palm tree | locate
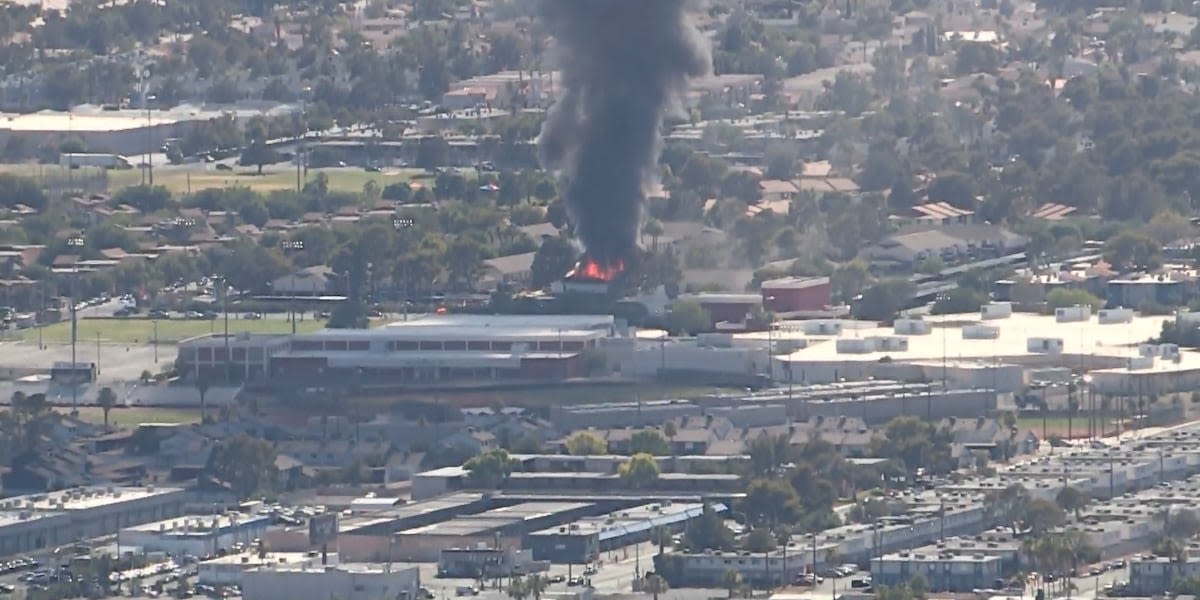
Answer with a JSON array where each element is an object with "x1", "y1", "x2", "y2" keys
[
  {"x1": 642, "y1": 219, "x2": 664, "y2": 250},
  {"x1": 195, "y1": 377, "x2": 211, "y2": 422},
  {"x1": 722, "y1": 569, "x2": 743, "y2": 599},
  {"x1": 507, "y1": 576, "x2": 528, "y2": 600},
  {"x1": 525, "y1": 574, "x2": 546, "y2": 600},
  {"x1": 97, "y1": 387, "x2": 117, "y2": 427},
  {"x1": 643, "y1": 574, "x2": 669, "y2": 600}
]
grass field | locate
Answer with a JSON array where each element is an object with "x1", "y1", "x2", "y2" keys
[
  {"x1": 60, "y1": 405, "x2": 202, "y2": 426},
  {"x1": 19, "y1": 317, "x2": 330, "y2": 345},
  {"x1": 0, "y1": 163, "x2": 430, "y2": 196},
  {"x1": 1019, "y1": 416, "x2": 1119, "y2": 439}
]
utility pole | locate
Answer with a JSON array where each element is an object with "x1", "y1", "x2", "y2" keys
[{"x1": 222, "y1": 277, "x2": 231, "y2": 384}]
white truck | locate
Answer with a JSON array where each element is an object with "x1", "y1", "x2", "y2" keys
[{"x1": 59, "y1": 153, "x2": 133, "y2": 170}]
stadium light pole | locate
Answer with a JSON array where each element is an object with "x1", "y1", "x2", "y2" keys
[
  {"x1": 145, "y1": 93, "x2": 157, "y2": 187},
  {"x1": 66, "y1": 234, "x2": 85, "y2": 414},
  {"x1": 281, "y1": 240, "x2": 305, "y2": 334}
]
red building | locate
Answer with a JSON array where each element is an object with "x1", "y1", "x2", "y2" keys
[
  {"x1": 676, "y1": 293, "x2": 762, "y2": 327},
  {"x1": 761, "y1": 276, "x2": 833, "y2": 313}
]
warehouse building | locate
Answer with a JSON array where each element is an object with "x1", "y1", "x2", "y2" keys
[
  {"x1": 0, "y1": 486, "x2": 188, "y2": 548},
  {"x1": 391, "y1": 502, "x2": 596, "y2": 562},
  {"x1": 119, "y1": 513, "x2": 272, "y2": 557},
  {"x1": 241, "y1": 563, "x2": 420, "y2": 600},
  {"x1": 175, "y1": 314, "x2": 617, "y2": 385},
  {"x1": 527, "y1": 502, "x2": 720, "y2": 564}
]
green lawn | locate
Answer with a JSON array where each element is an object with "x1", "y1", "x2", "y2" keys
[
  {"x1": 64, "y1": 405, "x2": 202, "y2": 426},
  {"x1": 21, "y1": 317, "x2": 329, "y2": 345},
  {"x1": 0, "y1": 163, "x2": 429, "y2": 196}
]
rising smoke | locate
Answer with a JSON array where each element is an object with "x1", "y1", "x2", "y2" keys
[{"x1": 537, "y1": 0, "x2": 711, "y2": 268}]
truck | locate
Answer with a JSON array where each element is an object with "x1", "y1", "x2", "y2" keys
[{"x1": 59, "y1": 153, "x2": 133, "y2": 170}]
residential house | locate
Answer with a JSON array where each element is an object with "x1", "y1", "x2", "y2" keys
[
  {"x1": 861, "y1": 224, "x2": 1028, "y2": 268},
  {"x1": 480, "y1": 252, "x2": 536, "y2": 290},
  {"x1": 271, "y1": 266, "x2": 335, "y2": 296}
]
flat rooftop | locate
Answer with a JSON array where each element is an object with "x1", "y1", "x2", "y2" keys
[
  {"x1": 771, "y1": 312, "x2": 1176, "y2": 367},
  {"x1": 398, "y1": 502, "x2": 591, "y2": 537},
  {"x1": 124, "y1": 512, "x2": 270, "y2": 535},
  {"x1": 529, "y1": 502, "x2": 711, "y2": 539},
  {"x1": 0, "y1": 511, "x2": 66, "y2": 528},
  {"x1": 381, "y1": 314, "x2": 615, "y2": 331},
  {"x1": 203, "y1": 551, "x2": 330, "y2": 567},
  {"x1": 10, "y1": 486, "x2": 182, "y2": 512}
]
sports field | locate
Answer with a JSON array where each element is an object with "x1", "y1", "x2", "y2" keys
[{"x1": 64, "y1": 405, "x2": 203, "y2": 426}]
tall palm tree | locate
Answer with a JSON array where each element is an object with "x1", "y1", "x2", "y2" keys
[
  {"x1": 506, "y1": 576, "x2": 528, "y2": 600},
  {"x1": 722, "y1": 569, "x2": 743, "y2": 599},
  {"x1": 526, "y1": 574, "x2": 546, "y2": 600},
  {"x1": 195, "y1": 377, "x2": 211, "y2": 422}
]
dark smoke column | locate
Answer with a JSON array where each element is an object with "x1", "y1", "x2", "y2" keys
[{"x1": 537, "y1": 0, "x2": 711, "y2": 268}]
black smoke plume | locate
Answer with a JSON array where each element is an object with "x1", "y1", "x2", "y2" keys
[{"x1": 537, "y1": 0, "x2": 711, "y2": 268}]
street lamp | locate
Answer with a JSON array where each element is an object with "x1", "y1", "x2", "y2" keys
[{"x1": 394, "y1": 218, "x2": 414, "y2": 320}]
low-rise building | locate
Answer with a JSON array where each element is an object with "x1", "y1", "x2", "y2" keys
[
  {"x1": 0, "y1": 485, "x2": 188, "y2": 551},
  {"x1": 872, "y1": 550, "x2": 1003, "y2": 592},
  {"x1": 527, "y1": 502, "x2": 721, "y2": 564},
  {"x1": 241, "y1": 564, "x2": 420, "y2": 600},
  {"x1": 119, "y1": 512, "x2": 272, "y2": 557},
  {"x1": 199, "y1": 552, "x2": 335, "y2": 587}
]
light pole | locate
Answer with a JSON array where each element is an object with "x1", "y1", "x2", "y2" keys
[
  {"x1": 218, "y1": 277, "x2": 230, "y2": 384},
  {"x1": 152, "y1": 318, "x2": 159, "y2": 363},
  {"x1": 765, "y1": 296, "x2": 775, "y2": 383},
  {"x1": 281, "y1": 240, "x2": 305, "y2": 334},
  {"x1": 66, "y1": 234, "x2": 85, "y2": 414},
  {"x1": 936, "y1": 293, "x2": 948, "y2": 387},
  {"x1": 144, "y1": 92, "x2": 156, "y2": 187}
]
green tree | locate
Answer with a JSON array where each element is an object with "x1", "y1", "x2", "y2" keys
[
  {"x1": 931, "y1": 287, "x2": 988, "y2": 315},
  {"x1": 853, "y1": 279, "x2": 916, "y2": 321},
  {"x1": 530, "y1": 235, "x2": 576, "y2": 289},
  {"x1": 742, "y1": 478, "x2": 802, "y2": 526},
  {"x1": 1103, "y1": 230, "x2": 1164, "y2": 271},
  {"x1": 205, "y1": 435, "x2": 277, "y2": 498},
  {"x1": 564, "y1": 431, "x2": 607, "y2": 455},
  {"x1": 831, "y1": 259, "x2": 871, "y2": 303},
  {"x1": 239, "y1": 140, "x2": 281, "y2": 174},
  {"x1": 1055, "y1": 486, "x2": 1090, "y2": 519},
  {"x1": 97, "y1": 386, "x2": 117, "y2": 427},
  {"x1": 629, "y1": 429, "x2": 670, "y2": 455},
  {"x1": 764, "y1": 143, "x2": 800, "y2": 180},
  {"x1": 1045, "y1": 288, "x2": 1105, "y2": 312},
  {"x1": 618, "y1": 453, "x2": 660, "y2": 489},
  {"x1": 665, "y1": 300, "x2": 710, "y2": 335},
  {"x1": 1023, "y1": 498, "x2": 1067, "y2": 535},
  {"x1": 464, "y1": 448, "x2": 520, "y2": 489},
  {"x1": 662, "y1": 420, "x2": 678, "y2": 451}
]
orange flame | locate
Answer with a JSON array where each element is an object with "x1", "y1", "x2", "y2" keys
[{"x1": 573, "y1": 257, "x2": 625, "y2": 283}]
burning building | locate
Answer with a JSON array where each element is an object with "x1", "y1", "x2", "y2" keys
[
  {"x1": 553, "y1": 256, "x2": 625, "y2": 296},
  {"x1": 537, "y1": 0, "x2": 710, "y2": 277}
]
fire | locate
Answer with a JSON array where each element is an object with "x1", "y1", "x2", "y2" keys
[{"x1": 572, "y1": 257, "x2": 625, "y2": 282}]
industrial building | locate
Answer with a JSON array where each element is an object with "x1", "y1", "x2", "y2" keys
[
  {"x1": 0, "y1": 103, "x2": 298, "y2": 156},
  {"x1": 240, "y1": 564, "x2": 420, "y2": 600},
  {"x1": 119, "y1": 513, "x2": 272, "y2": 557},
  {"x1": 0, "y1": 486, "x2": 188, "y2": 555},
  {"x1": 175, "y1": 314, "x2": 618, "y2": 385},
  {"x1": 391, "y1": 502, "x2": 596, "y2": 561},
  {"x1": 199, "y1": 552, "x2": 335, "y2": 587},
  {"x1": 527, "y1": 502, "x2": 719, "y2": 564},
  {"x1": 760, "y1": 276, "x2": 833, "y2": 314}
]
